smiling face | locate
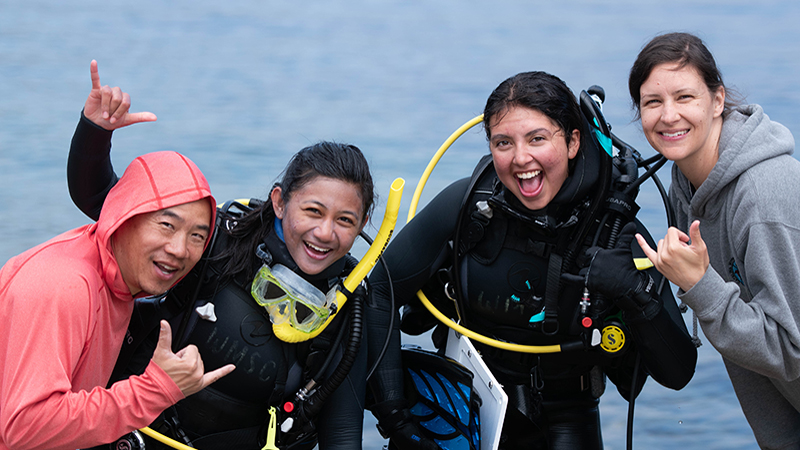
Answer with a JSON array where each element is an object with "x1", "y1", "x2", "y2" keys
[
  {"x1": 112, "y1": 199, "x2": 212, "y2": 297},
  {"x1": 639, "y1": 62, "x2": 725, "y2": 185},
  {"x1": 271, "y1": 176, "x2": 366, "y2": 275},
  {"x1": 488, "y1": 106, "x2": 580, "y2": 211}
]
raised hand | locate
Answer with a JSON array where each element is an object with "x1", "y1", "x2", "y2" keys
[
  {"x1": 83, "y1": 60, "x2": 157, "y2": 130},
  {"x1": 151, "y1": 320, "x2": 235, "y2": 397},
  {"x1": 636, "y1": 220, "x2": 710, "y2": 292}
]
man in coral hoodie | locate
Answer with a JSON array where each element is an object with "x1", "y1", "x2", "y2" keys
[{"x1": 0, "y1": 62, "x2": 235, "y2": 450}]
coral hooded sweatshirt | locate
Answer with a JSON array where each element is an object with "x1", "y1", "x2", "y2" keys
[{"x1": 0, "y1": 150, "x2": 216, "y2": 450}]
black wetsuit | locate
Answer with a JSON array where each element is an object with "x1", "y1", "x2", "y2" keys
[
  {"x1": 68, "y1": 115, "x2": 368, "y2": 450},
  {"x1": 367, "y1": 155, "x2": 697, "y2": 449}
]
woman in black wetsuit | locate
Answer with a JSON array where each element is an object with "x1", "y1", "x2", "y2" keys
[
  {"x1": 69, "y1": 62, "x2": 374, "y2": 449},
  {"x1": 366, "y1": 72, "x2": 698, "y2": 449}
]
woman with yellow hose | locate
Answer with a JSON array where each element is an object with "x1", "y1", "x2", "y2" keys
[
  {"x1": 66, "y1": 68, "x2": 387, "y2": 449},
  {"x1": 366, "y1": 71, "x2": 698, "y2": 449}
]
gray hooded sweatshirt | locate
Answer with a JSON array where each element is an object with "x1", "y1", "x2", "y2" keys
[{"x1": 672, "y1": 104, "x2": 800, "y2": 449}]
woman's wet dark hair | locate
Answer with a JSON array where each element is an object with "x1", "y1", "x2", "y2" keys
[
  {"x1": 483, "y1": 71, "x2": 585, "y2": 152},
  {"x1": 628, "y1": 32, "x2": 740, "y2": 119},
  {"x1": 278, "y1": 142, "x2": 375, "y2": 221},
  {"x1": 217, "y1": 141, "x2": 375, "y2": 278}
]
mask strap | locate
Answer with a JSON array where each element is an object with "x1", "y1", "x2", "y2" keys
[{"x1": 255, "y1": 243, "x2": 273, "y2": 266}]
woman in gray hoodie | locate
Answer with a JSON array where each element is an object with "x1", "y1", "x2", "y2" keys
[{"x1": 629, "y1": 32, "x2": 800, "y2": 449}]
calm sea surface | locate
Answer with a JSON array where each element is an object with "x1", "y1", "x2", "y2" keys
[{"x1": 3, "y1": 1, "x2": 799, "y2": 448}]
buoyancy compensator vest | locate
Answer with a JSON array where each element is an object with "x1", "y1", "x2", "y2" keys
[{"x1": 404, "y1": 90, "x2": 649, "y2": 379}]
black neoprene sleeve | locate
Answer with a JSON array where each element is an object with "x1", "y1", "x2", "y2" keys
[
  {"x1": 67, "y1": 112, "x2": 119, "y2": 221},
  {"x1": 622, "y1": 226, "x2": 697, "y2": 391},
  {"x1": 366, "y1": 179, "x2": 469, "y2": 404}
]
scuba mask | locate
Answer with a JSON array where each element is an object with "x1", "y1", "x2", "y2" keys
[
  {"x1": 248, "y1": 176, "x2": 405, "y2": 344},
  {"x1": 251, "y1": 262, "x2": 337, "y2": 334}
]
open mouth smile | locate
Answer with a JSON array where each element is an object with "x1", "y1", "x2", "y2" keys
[
  {"x1": 305, "y1": 241, "x2": 332, "y2": 254},
  {"x1": 660, "y1": 130, "x2": 688, "y2": 138},
  {"x1": 516, "y1": 169, "x2": 544, "y2": 197},
  {"x1": 155, "y1": 262, "x2": 178, "y2": 274},
  {"x1": 517, "y1": 170, "x2": 541, "y2": 180}
]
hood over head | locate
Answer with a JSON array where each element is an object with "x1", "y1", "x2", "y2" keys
[
  {"x1": 549, "y1": 125, "x2": 602, "y2": 207},
  {"x1": 96, "y1": 151, "x2": 216, "y2": 296},
  {"x1": 707, "y1": 105, "x2": 793, "y2": 190},
  {"x1": 673, "y1": 104, "x2": 795, "y2": 219}
]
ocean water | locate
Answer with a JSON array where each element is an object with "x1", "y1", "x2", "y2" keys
[{"x1": 2, "y1": 1, "x2": 799, "y2": 448}]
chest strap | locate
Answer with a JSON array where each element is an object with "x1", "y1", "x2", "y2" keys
[{"x1": 542, "y1": 253, "x2": 563, "y2": 335}]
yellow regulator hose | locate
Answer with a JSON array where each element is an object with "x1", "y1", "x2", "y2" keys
[
  {"x1": 139, "y1": 426, "x2": 196, "y2": 450},
  {"x1": 409, "y1": 115, "x2": 570, "y2": 354}
]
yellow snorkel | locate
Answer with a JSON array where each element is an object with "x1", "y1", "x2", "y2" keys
[{"x1": 274, "y1": 177, "x2": 405, "y2": 343}]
